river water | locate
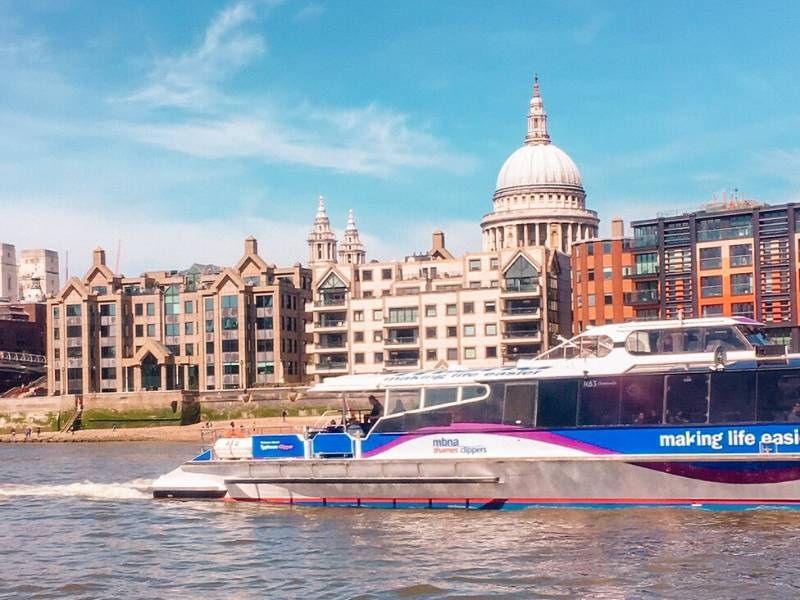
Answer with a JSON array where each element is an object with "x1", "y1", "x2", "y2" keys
[{"x1": 2, "y1": 442, "x2": 800, "y2": 599}]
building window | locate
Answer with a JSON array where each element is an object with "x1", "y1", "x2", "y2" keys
[
  {"x1": 485, "y1": 324, "x2": 497, "y2": 336},
  {"x1": 484, "y1": 301, "x2": 496, "y2": 313},
  {"x1": 490, "y1": 258, "x2": 499, "y2": 270},
  {"x1": 731, "y1": 273, "x2": 753, "y2": 295},
  {"x1": 146, "y1": 324, "x2": 156, "y2": 337},
  {"x1": 165, "y1": 323, "x2": 179, "y2": 336},
  {"x1": 184, "y1": 300, "x2": 194, "y2": 314},
  {"x1": 469, "y1": 281, "x2": 481, "y2": 289},
  {"x1": 362, "y1": 269, "x2": 372, "y2": 281},
  {"x1": 222, "y1": 295, "x2": 238, "y2": 309},
  {"x1": 635, "y1": 253, "x2": 658, "y2": 275},
  {"x1": 468, "y1": 259, "x2": 481, "y2": 272},
  {"x1": 587, "y1": 270, "x2": 595, "y2": 282},
  {"x1": 52, "y1": 307, "x2": 60, "y2": 319},
  {"x1": 732, "y1": 302, "x2": 754, "y2": 318},
  {"x1": 184, "y1": 322, "x2": 194, "y2": 335},
  {"x1": 602, "y1": 241, "x2": 612, "y2": 254},
  {"x1": 730, "y1": 244, "x2": 753, "y2": 267},
  {"x1": 373, "y1": 331, "x2": 383, "y2": 342},
  {"x1": 221, "y1": 317, "x2": 238, "y2": 330},
  {"x1": 702, "y1": 304, "x2": 724, "y2": 316},
  {"x1": 604, "y1": 294, "x2": 613, "y2": 305},
  {"x1": 425, "y1": 327, "x2": 437, "y2": 339},
  {"x1": 206, "y1": 341, "x2": 214, "y2": 354},
  {"x1": 372, "y1": 309, "x2": 383, "y2": 321},
  {"x1": 447, "y1": 326, "x2": 457, "y2": 337},
  {"x1": 256, "y1": 317, "x2": 272, "y2": 329},
  {"x1": 373, "y1": 352, "x2": 383, "y2": 363},
  {"x1": 463, "y1": 324, "x2": 476, "y2": 337},
  {"x1": 701, "y1": 275, "x2": 723, "y2": 298},
  {"x1": 204, "y1": 297, "x2": 214, "y2": 311},
  {"x1": 185, "y1": 344, "x2": 194, "y2": 356},
  {"x1": 699, "y1": 247, "x2": 722, "y2": 270},
  {"x1": 134, "y1": 303, "x2": 143, "y2": 316},
  {"x1": 463, "y1": 302, "x2": 475, "y2": 314},
  {"x1": 464, "y1": 347, "x2": 477, "y2": 360},
  {"x1": 603, "y1": 267, "x2": 612, "y2": 280},
  {"x1": 99, "y1": 304, "x2": 115, "y2": 317},
  {"x1": 353, "y1": 311, "x2": 364, "y2": 322},
  {"x1": 425, "y1": 305, "x2": 436, "y2": 317},
  {"x1": 486, "y1": 346, "x2": 497, "y2": 358},
  {"x1": 135, "y1": 324, "x2": 143, "y2": 337},
  {"x1": 146, "y1": 303, "x2": 155, "y2": 316},
  {"x1": 354, "y1": 353, "x2": 365, "y2": 364},
  {"x1": 354, "y1": 331, "x2": 364, "y2": 342},
  {"x1": 446, "y1": 304, "x2": 457, "y2": 316},
  {"x1": 255, "y1": 295, "x2": 273, "y2": 308},
  {"x1": 205, "y1": 319, "x2": 214, "y2": 333},
  {"x1": 66, "y1": 304, "x2": 81, "y2": 317},
  {"x1": 381, "y1": 269, "x2": 392, "y2": 280},
  {"x1": 447, "y1": 348, "x2": 458, "y2": 361},
  {"x1": 426, "y1": 349, "x2": 437, "y2": 361},
  {"x1": 588, "y1": 294, "x2": 596, "y2": 307}
]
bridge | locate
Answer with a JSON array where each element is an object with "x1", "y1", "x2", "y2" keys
[{"x1": 0, "y1": 351, "x2": 47, "y2": 393}]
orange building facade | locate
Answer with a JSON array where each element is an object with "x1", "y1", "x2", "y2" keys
[{"x1": 570, "y1": 218, "x2": 635, "y2": 333}]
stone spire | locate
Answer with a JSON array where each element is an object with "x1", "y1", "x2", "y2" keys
[
  {"x1": 308, "y1": 195, "x2": 338, "y2": 265},
  {"x1": 338, "y1": 208, "x2": 366, "y2": 265},
  {"x1": 524, "y1": 75, "x2": 550, "y2": 145}
]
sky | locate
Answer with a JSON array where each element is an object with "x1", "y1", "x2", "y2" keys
[{"x1": 1, "y1": 0, "x2": 799, "y2": 277}]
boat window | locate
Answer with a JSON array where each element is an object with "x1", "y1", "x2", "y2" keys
[
  {"x1": 709, "y1": 371, "x2": 756, "y2": 423},
  {"x1": 539, "y1": 335, "x2": 614, "y2": 359},
  {"x1": 626, "y1": 328, "x2": 705, "y2": 355},
  {"x1": 462, "y1": 385, "x2": 488, "y2": 401},
  {"x1": 451, "y1": 383, "x2": 504, "y2": 425},
  {"x1": 704, "y1": 327, "x2": 749, "y2": 352},
  {"x1": 503, "y1": 384, "x2": 537, "y2": 427},
  {"x1": 665, "y1": 373, "x2": 709, "y2": 424},
  {"x1": 578, "y1": 378, "x2": 620, "y2": 426},
  {"x1": 386, "y1": 388, "x2": 421, "y2": 414},
  {"x1": 536, "y1": 379, "x2": 579, "y2": 427},
  {"x1": 738, "y1": 325, "x2": 769, "y2": 347},
  {"x1": 371, "y1": 410, "x2": 453, "y2": 434},
  {"x1": 756, "y1": 369, "x2": 800, "y2": 422},
  {"x1": 620, "y1": 374, "x2": 664, "y2": 424},
  {"x1": 424, "y1": 387, "x2": 458, "y2": 408}
]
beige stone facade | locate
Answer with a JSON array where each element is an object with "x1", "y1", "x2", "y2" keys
[
  {"x1": 46, "y1": 238, "x2": 310, "y2": 395},
  {"x1": 19, "y1": 248, "x2": 59, "y2": 302}
]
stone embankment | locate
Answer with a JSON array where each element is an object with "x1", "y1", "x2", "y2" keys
[{"x1": 0, "y1": 415, "x2": 321, "y2": 443}]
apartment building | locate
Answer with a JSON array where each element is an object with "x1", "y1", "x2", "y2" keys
[
  {"x1": 627, "y1": 200, "x2": 800, "y2": 348},
  {"x1": 47, "y1": 237, "x2": 311, "y2": 395}
]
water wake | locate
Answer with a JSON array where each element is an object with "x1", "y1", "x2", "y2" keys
[{"x1": 0, "y1": 479, "x2": 151, "y2": 500}]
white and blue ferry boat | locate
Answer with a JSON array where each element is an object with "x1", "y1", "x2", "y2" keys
[{"x1": 153, "y1": 316, "x2": 800, "y2": 509}]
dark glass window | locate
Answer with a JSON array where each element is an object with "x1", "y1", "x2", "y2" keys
[
  {"x1": 424, "y1": 387, "x2": 458, "y2": 408},
  {"x1": 578, "y1": 378, "x2": 620, "y2": 426},
  {"x1": 709, "y1": 371, "x2": 756, "y2": 423},
  {"x1": 757, "y1": 369, "x2": 800, "y2": 422},
  {"x1": 503, "y1": 384, "x2": 537, "y2": 426},
  {"x1": 536, "y1": 379, "x2": 579, "y2": 427},
  {"x1": 665, "y1": 373, "x2": 709, "y2": 424},
  {"x1": 620, "y1": 375, "x2": 664, "y2": 424}
]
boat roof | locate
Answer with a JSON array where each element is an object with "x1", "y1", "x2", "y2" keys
[{"x1": 570, "y1": 316, "x2": 761, "y2": 342}]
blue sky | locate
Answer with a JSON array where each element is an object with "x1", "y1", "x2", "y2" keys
[{"x1": 1, "y1": 0, "x2": 799, "y2": 276}]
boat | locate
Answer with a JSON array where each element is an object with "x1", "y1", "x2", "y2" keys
[{"x1": 153, "y1": 316, "x2": 800, "y2": 509}]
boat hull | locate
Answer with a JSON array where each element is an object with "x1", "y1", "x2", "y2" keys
[{"x1": 154, "y1": 454, "x2": 800, "y2": 509}]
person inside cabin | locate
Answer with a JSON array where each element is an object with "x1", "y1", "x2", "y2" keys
[
  {"x1": 365, "y1": 395, "x2": 383, "y2": 429},
  {"x1": 786, "y1": 403, "x2": 800, "y2": 422},
  {"x1": 633, "y1": 412, "x2": 646, "y2": 425},
  {"x1": 668, "y1": 410, "x2": 689, "y2": 424}
]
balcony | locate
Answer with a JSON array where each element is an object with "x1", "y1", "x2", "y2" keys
[
  {"x1": 385, "y1": 336, "x2": 419, "y2": 346},
  {"x1": 67, "y1": 338, "x2": 82, "y2": 347},
  {"x1": 315, "y1": 316, "x2": 347, "y2": 330},
  {"x1": 315, "y1": 360, "x2": 348, "y2": 372},
  {"x1": 386, "y1": 357, "x2": 420, "y2": 368},
  {"x1": 317, "y1": 340, "x2": 346, "y2": 349},
  {"x1": 502, "y1": 330, "x2": 542, "y2": 342},
  {"x1": 696, "y1": 225, "x2": 752, "y2": 242},
  {"x1": 731, "y1": 284, "x2": 753, "y2": 296},
  {"x1": 502, "y1": 306, "x2": 541, "y2": 319},
  {"x1": 314, "y1": 295, "x2": 347, "y2": 309},
  {"x1": 624, "y1": 290, "x2": 660, "y2": 305},
  {"x1": 501, "y1": 281, "x2": 541, "y2": 296},
  {"x1": 631, "y1": 236, "x2": 659, "y2": 249},
  {"x1": 629, "y1": 266, "x2": 659, "y2": 278}
]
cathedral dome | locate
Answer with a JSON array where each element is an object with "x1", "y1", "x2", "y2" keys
[{"x1": 495, "y1": 143, "x2": 582, "y2": 190}]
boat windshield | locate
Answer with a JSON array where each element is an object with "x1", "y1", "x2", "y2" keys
[
  {"x1": 535, "y1": 334, "x2": 614, "y2": 360},
  {"x1": 737, "y1": 325, "x2": 770, "y2": 347}
]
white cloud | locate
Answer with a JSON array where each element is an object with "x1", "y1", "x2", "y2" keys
[
  {"x1": 294, "y1": 2, "x2": 325, "y2": 21},
  {"x1": 118, "y1": 0, "x2": 474, "y2": 177},
  {"x1": 124, "y1": 2, "x2": 266, "y2": 110}
]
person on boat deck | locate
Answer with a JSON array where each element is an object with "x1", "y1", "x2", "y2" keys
[{"x1": 787, "y1": 403, "x2": 800, "y2": 422}]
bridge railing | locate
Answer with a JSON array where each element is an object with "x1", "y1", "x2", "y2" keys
[{"x1": 0, "y1": 351, "x2": 46, "y2": 366}]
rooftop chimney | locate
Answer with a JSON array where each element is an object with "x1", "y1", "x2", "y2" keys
[
  {"x1": 245, "y1": 236, "x2": 258, "y2": 255},
  {"x1": 432, "y1": 230, "x2": 445, "y2": 250},
  {"x1": 611, "y1": 217, "x2": 624, "y2": 239},
  {"x1": 93, "y1": 247, "x2": 106, "y2": 267}
]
